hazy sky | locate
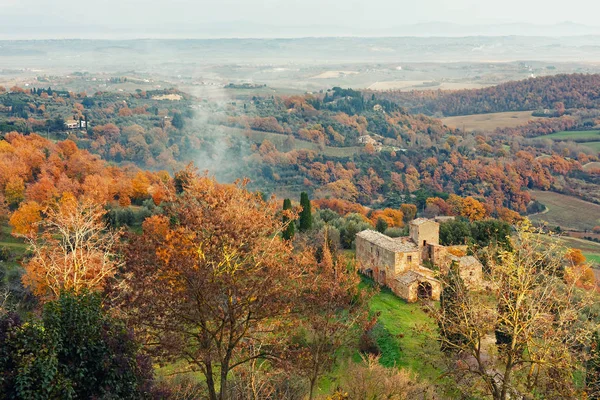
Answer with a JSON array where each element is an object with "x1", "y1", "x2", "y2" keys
[{"x1": 1, "y1": 0, "x2": 599, "y2": 38}]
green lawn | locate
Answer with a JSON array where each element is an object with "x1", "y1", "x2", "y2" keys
[
  {"x1": 537, "y1": 130, "x2": 600, "y2": 153},
  {"x1": 365, "y1": 283, "x2": 443, "y2": 381},
  {"x1": 314, "y1": 278, "x2": 446, "y2": 397}
]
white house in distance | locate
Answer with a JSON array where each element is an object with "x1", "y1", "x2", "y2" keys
[{"x1": 64, "y1": 119, "x2": 87, "y2": 129}]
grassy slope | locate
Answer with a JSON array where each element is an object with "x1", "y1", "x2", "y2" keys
[
  {"x1": 315, "y1": 277, "x2": 445, "y2": 397},
  {"x1": 585, "y1": 142, "x2": 600, "y2": 152},
  {"x1": 585, "y1": 253, "x2": 600, "y2": 265},
  {"x1": 0, "y1": 224, "x2": 27, "y2": 254},
  {"x1": 367, "y1": 285, "x2": 443, "y2": 380}
]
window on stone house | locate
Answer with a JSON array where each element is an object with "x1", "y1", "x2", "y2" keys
[{"x1": 407, "y1": 255, "x2": 412, "y2": 263}]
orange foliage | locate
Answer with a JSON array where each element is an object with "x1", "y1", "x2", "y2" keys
[
  {"x1": 565, "y1": 249, "x2": 586, "y2": 266},
  {"x1": 313, "y1": 198, "x2": 367, "y2": 216},
  {"x1": 17, "y1": 193, "x2": 122, "y2": 300},
  {"x1": 9, "y1": 201, "x2": 42, "y2": 237},
  {"x1": 4, "y1": 176, "x2": 25, "y2": 206},
  {"x1": 369, "y1": 208, "x2": 404, "y2": 228},
  {"x1": 565, "y1": 264, "x2": 596, "y2": 290},
  {"x1": 497, "y1": 207, "x2": 523, "y2": 224}
]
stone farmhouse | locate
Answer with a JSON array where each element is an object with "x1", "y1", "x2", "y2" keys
[{"x1": 356, "y1": 218, "x2": 483, "y2": 302}]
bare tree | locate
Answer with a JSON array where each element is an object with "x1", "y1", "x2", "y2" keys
[
  {"x1": 432, "y1": 222, "x2": 598, "y2": 399},
  {"x1": 13, "y1": 193, "x2": 122, "y2": 300}
]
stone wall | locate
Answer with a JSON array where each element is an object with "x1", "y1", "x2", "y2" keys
[
  {"x1": 393, "y1": 280, "x2": 441, "y2": 303},
  {"x1": 456, "y1": 258, "x2": 484, "y2": 289},
  {"x1": 393, "y1": 250, "x2": 421, "y2": 274},
  {"x1": 409, "y1": 220, "x2": 440, "y2": 248},
  {"x1": 356, "y1": 235, "x2": 397, "y2": 286}
]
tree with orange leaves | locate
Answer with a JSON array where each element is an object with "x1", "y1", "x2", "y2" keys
[
  {"x1": 448, "y1": 194, "x2": 487, "y2": 221},
  {"x1": 118, "y1": 170, "x2": 315, "y2": 400},
  {"x1": 9, "y1": 201, "x2": 42, "y2": 237},
  {"x1": 4, "y1": 177, "x2": 25, "y2": 207},
  {"x1": 461, "y1": 197, "x2": 487, "y2": 221},
  {"x1": 369, "y1": 208, "x2": 404, "y2": 228},
  {"x1": 12, "y1": 193, "x2": 122, "y2": 300}
]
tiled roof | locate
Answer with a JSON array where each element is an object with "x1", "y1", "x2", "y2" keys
[
  {"x1": 395, "y1": 270, "x2": 439, "y2": 285},
  {"x1": 450, "y1": 255, "x2": 482, "y2": 267},
  {"x1": 410, "y1": 218, "x2": 437, "y2": 226},
  {"x1": 356, "y1": 230, "x2": 418, "y2": 253},
  {"x1": 395, "y1": 270, "x2": 423, "y2": 285}
]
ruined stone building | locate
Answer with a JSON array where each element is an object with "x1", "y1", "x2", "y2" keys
[{"x1": 356, "y1": 218, "x2": 483, "y2": 302}]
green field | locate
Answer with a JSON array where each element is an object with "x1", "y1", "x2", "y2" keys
[
  {"x1": 0, "y1": 224, "x2": 27, "y2": 255},
  {"x1": 314, "y1": 279, "x2": 445, "y2": 397},
  {"x1": 537, "y1": 130, "x2": 600, "y2": 153},
  {"x1": 543, "y1": 130, "x2": 600, "y2": 141},
  {"x1": 529, "y1": 190, "x2": 600, "y2": 231},
  {"x1": 555, "y1": 236, "x2": 600, "y2": 267},
  {"x1": 585, "y1": 142, "x2": 600, "y2": 152},
  {"x1": 585, "y1": 253, "x2": 600, "y2": 266}
]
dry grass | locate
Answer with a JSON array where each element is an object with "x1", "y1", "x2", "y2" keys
[
  {"x1": 367, "y1": 81, "x2": 490, "y2": 91},
  {"x1": 529, "y1": 190, "x2": 600, "y2": 231},
  {"x1": 151, "y1": 94, "x2": 182, "y2": 101},
  {"x1": 583, "y1": 162, "x2": 600, "y2": 171},
  {"x1": 441, "y1": 111, "x2": 540, "y2": 132},
  {"x1": 311, "y1": 70, "x2": 359, "y2": 79}
]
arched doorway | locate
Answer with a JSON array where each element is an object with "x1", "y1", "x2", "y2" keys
[{"x1": 417, "y1": 281, "x2": 432, "y2": 299}]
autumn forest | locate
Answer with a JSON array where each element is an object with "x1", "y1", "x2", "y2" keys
[{"x1": 1, "y1": 60, "x2": 600, "y2": 400}]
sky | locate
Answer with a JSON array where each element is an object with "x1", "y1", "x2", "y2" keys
[{"x1": 1, "y1": 0, "x2": 599, "y2": 38}]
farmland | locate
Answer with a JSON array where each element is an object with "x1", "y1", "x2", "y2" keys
[
  {"x1": 543, "y1": 130, "x2": 600, "y2": 141},
  {"x1": 529, "y1": 190, "x2": 600, "y2": 231},
  {"x1": 441, "y1": 111, "x2": 539, "y2": 132},
  {"x1": 537, "y1": 130, "x2": 600, "y2": 153}
]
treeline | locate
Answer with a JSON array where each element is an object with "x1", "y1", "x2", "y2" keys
[
  {"x1": 371, "y1": 74, "x2": 600, "y2": 116},
  {"x1": 0, "y1": 86, "x2": 197, "y2": 169},
  {"x1": 1, "y1": 134, "x2": 600, "y2": 399},
  {"x1": 214, "y1": 88, "x2": 449, "y2": 147}
]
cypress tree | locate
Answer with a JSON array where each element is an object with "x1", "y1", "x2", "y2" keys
[
  {"x1": 299, "y1": 192, "x2": 312, "y2": 232},
  {"x1": 375, "y1": 218, "x2": 388, "y2": 233},
  {"x1": 282, "y1": 198, "x2": 295, "y2": 241},
  {"x1": 587, "y1": 331, "x2": 600, "y2": 397},
  {"x1": 440, "y1": 262, "x2": 468, "y2": 352}
]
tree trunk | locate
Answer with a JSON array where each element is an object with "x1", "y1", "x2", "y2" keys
[
  {"x1": 308, "y1": 377, "x2": 317, "y2": 400},
  {"x1": 219, "y1": 359, "x2": 230, "y2": 400},
  {"x1": 499, "y1": 362, "x2": 513, "y2": 400},
  {"x1": 205, "y1": 361, "x2": 218, "y2": 400}
]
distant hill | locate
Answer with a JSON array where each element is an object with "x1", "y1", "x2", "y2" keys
[
  {"x1": 371, "y1": 74, "x2": 600, "y2": 116},
  {"x1": 1, "y1": 19, "x2": 600, "y2": 39}
]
